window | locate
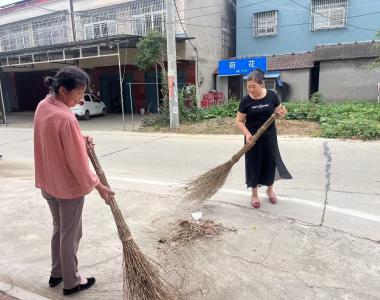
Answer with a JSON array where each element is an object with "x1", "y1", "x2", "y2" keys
[
  {"x1": 84, "y1": 95, "x2": 91, "y2": 102},
  {"x1": 253, "y1": 10, "x2": 278, "y2": 37},
  {"x1": 34, "y1": 27, "x2": 67, "y2": 46},
  {"x1": 222, "y1": 16, "x2": 232, "y2": 58},
  {"x1": 0, "y1": 25, "x2": 32, "y2": 51},
  {"x1": 84, "y1": 21, "x2": 117, "y2": 40},
  {"x1": 78, "y1": 0, "x2": 165, "y2": 40},
  {"x1": 92, "y1": 95, "x2": 100, "y2": 103},
  {"x1": 131, "y1": 11, "x2": 165, "y2": 36},
  {"x1": 0, "y1": 12, "x2": 69, "y2": 52},
  {"x1": 311, "y1": 0, "x2": 348, "y2": 30},
  {"x1": 33, "y1": 14, "x2": 69, "y2": 46},
  {"x1": 152, "y1": 12, "x2": 165, "y2": 33},
  {"x1": 264, "y1": 79, "x2": 276, "y2": 90}
]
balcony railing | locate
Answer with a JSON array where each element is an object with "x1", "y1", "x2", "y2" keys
[
  {"x1": 0, "y1": 0, "x2": 166, "y2": 53},
  {"x1": 0, "y1": 12, "x2": 70, "y2": 52}
]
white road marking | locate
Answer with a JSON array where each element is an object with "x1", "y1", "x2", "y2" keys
[{"x1": 109, "y1": 176, "x2": 380, "y2": 223}]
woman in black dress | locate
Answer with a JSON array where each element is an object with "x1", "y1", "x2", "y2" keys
[{"x1": 236, "y1": 69, "x2": 292, "y2": 208}]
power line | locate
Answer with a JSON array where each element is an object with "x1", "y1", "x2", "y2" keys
[
  {"x1": 178, "y1": 10, "x2": 380, "y2": 30},
  {"x1": 32, "y1": 0, "x2": 268, "y2": 23},
  {"x1": 288, "y1": 0, "x2": 378, "y2": 32},
  {"x1": 255, "y1": 1, "x2": 380, "y2": 12},
  {"x1": 2, "y1": 1, "x2": 379, "y2": 36},
  {"x1": 179, "y1": 0, "x2": 271, "y2": 22},
  {"x1": 173, "y1": 0, "x2": 199, "y2": 89},
  {"x1": 1, "y1": 10, "x2": 378, "y2": 37},
  {"x1": 180, "y1": 21, "x2": 309, "y2": 30},
  {"x1": 175, "y1": 2, "x2": 232, "y2": 13},
  {"x1": 16, "y1": 0, "x2": 235, "y2": 15},
  {"x1": 6, "y1": 0, "x2": 380, "y2": 30},
  {"x1": 32, "y1": 1, "x2": 380, "y2": 32},
  {"x1": 173, "y1": 0, "x2": 195, "y2": 49}
]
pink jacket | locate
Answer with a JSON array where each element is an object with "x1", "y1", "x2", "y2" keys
[{"x1": 34, "y1": 94, "x2": 99, "y2": 199}]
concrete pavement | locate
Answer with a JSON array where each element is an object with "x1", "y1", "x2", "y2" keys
[
  {"x1": 1, "y1": 112, "x2": 144, "y2": 132},
  {"x1": 0, "y1": 127, "x2": 380, "y2": 299}
]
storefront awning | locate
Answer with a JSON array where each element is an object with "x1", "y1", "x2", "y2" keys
[
  {"x1": 264, "y1": 72, "x2": 281, "y2": 79},
  {"x1": 264, "y1": 71, "x2": 283, "y2": 86},
  {"x1": 243, "y1": 71, "x2": 283, "y2": 86}
]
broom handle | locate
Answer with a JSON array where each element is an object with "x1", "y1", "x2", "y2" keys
[
  {"x1": 86, "y1": 142, "x2": 133, "y2": 242},
  {"x1": 231, "y1": 112, "x2": 278, "y2": 163}
]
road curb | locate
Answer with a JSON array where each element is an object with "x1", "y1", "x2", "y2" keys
[{"x1": 0, "y1": 281, "x2": 51, "y2": 300}]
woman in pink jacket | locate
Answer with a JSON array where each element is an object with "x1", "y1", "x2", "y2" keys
[{"x1": 34, "y1": 66, "x2": 114, "y2": 296}]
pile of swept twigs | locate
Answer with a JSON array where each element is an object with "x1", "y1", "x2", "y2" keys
[{"x1": 159, "y1": 219, "x2": 235, "y2": 247}]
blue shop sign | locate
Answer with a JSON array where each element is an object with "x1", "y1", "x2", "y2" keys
[{"x1": 218, "y1": 57, "x2": 267, "y2": 76}]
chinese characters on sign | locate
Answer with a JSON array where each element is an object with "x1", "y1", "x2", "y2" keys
[{"x1": 218, "y1": 57, "x2": 267, "y2": 76}]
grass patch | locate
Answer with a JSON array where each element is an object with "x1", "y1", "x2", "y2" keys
[
  {"x1": 141, "y1": 97, "x2": 379, "y2": 140},
  {"x1": 284, "y1": 102, "x2": 380, "y2": 140}
]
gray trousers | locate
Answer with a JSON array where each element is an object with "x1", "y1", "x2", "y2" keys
[{"x1": 42, "y1": 190, "x2": 84, "y2": 289}]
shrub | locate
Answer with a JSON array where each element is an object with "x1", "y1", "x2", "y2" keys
[
  {"x1": 309, "y1": 92, "x2": 325, "y2": 104},
  {"x1": 202, "y1": 97, "x2": 240, "y2": 119},
  {"x1": 285, "y1": 101, "x2": 380, "y2": 139},
  {"x1": 320, "y1": 119, "x2": 379, "y2": 140},
  {"x1": 143, "y1": 94, "x2": 380, "y2": 140},
  {"x1": 142, "y1": 85, "x2": 205, "y2": 126}
]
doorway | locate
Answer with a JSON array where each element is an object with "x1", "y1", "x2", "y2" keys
[
  {"x1": 309, "y1": 61, "x2": 320, "y2": 96},
  {"x1": 228, "y1": 75, "x2": 241, "y2": 99},
  {"x1": 100, "y1": 73, "x2": 134, "y2": 113},
  {"x1": 144, "y1": 71, "x2": 159, "y2": 113}
]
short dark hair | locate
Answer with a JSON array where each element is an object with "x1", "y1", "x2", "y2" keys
[
  {"x1": 246, "y1": 68, "x2": 265, "y2": 84},
  {"x1": 44, "y1": 66, "x2": 90, "y2": 95}
]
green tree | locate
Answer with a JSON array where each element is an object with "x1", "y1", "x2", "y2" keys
[{"x1": 135, "y1": 32, "x2": 168, "y2": 100}]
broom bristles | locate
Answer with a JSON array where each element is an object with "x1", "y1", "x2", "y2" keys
[
  {"x1": 86, "y1": 142, "x2": 175, "y2": 300},
  {"x1": 184, "y1": 160, "x2": 235, "y2": 202},
  {"x1": 123, "y1": 240, "x2": 174, "y2": 300},
  {"x1": 184, "y1": 113, "x2": 279, "y2": 202}
]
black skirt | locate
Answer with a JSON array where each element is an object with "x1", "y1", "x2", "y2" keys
[{"x1": 244, "y1": 126, "x2": 292, "y2": 188}]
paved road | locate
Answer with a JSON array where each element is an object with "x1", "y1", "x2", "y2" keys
[{"x1": 1, "y1": 127, "x2": 380, "y2": 299}]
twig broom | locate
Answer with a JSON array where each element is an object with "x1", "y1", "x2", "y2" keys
[
  {"x1": 184, "y1": 112, "x2": 279, "y2": 202},
  {"x1": 86, "y1": 142, "x2": 174, "y2": 300}
]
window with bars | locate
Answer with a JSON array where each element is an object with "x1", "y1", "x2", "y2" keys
[
  {"x1": 84, "y1": 21, "x2": 118, "y2": 39},
  {"x1": 253, "y1": 10, "x2": 277, "y2": 37},
  {"x1": 78, "y1": 0, "x2": 166, "y2": 40},
  {"x1": 222, "y1": 16, "x2": 232, "y2": 58},
  {"x1": 131, "y1": 11, "x2": 166, "y2": 36},
  {"x1": 0, "y1": 12, "x2": 69, "y2": 52},
  {"x1": 311, "y1": 0, "x2": 348, "y2": 30},
  {"x1": 0, "y1": 25, "x2": 32, "y2": 51},
  {"x1": 33, "y1": 14, "x2": 69, "y2": 46}
]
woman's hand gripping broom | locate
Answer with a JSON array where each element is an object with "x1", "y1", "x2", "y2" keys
[
  {"x1": 86, "y1": 141, "x2": 175, "y2": 300},
  {"x1": 184, "y1": 111, "x2": 280, "y2": 202}
]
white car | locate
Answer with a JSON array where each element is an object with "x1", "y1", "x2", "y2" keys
[{"x1": 71, "y1": 94, "x2": 106, "y2": 120}]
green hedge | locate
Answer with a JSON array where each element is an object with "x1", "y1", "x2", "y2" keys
[
  {"x1": 200, "y1": 100, "x2": 380, "y2": 139},
  {"x1": 202, "y1": 98, "x2": 240, "y2": 119},
  {"x1": 143, "y1": 95, "x2": 380, "y2": 139},
  {"x1": 284, "y1": 102, "x2": 380, "y2": 140}
]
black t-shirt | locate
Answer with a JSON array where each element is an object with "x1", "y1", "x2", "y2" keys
[{"x1": 238, "y1": 90, "x2": 280, "y2": 132}]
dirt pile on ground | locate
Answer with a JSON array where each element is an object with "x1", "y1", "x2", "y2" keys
[{"x1": 159, "y1": 219, "x2": 236, "y2": 248}]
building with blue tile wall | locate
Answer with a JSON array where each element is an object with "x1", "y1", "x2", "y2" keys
[
  {"x1": 236, "y1": 0, "x2": 380, "y2": 57},
  {"x1": 231, "y1": 0, "x2": 380, "y2": 101}
]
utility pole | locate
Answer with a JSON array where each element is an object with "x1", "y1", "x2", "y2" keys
[
  {"x1": 166, "y1": 0, "x2": 179, "y2": 128},
  {"x1": 0, "y1": 77, "x2": 6, "y2": 125},
  {"x1": 69, "y1": 0, "x2": 76, "y2": 42}
]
